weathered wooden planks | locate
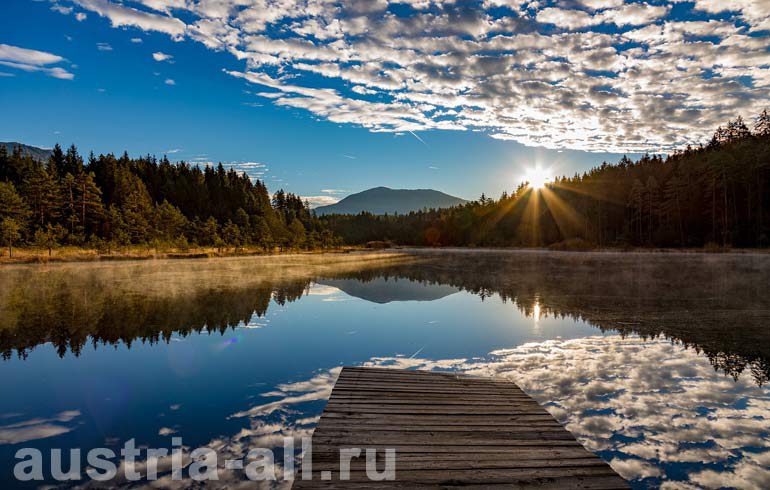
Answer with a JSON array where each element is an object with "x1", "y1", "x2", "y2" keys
[{"x1": 292, "y1": 366, "x2": 628, "y2": 489}]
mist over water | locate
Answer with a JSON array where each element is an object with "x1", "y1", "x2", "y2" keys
[{"x1": 0, "y1": 250, "x2": 768, "y2": 488}]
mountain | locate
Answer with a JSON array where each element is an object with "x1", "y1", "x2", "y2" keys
[
  {"x1": 1, "y1": 142, "x2": 53, "y2": 162},
  {"x1": 318, "y1": 278, "x2": 460, "y2": 304},
  {"x1": 314, "y1": 187, "x2": 468, "y2": 215}
]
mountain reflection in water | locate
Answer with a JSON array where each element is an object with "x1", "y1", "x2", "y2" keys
[
  {"x1": 0, "y1": 250, "x2": 769, "y2": 488},
  {"x1": 2, "y1": 250, "x2": 768, "y2": 384}
]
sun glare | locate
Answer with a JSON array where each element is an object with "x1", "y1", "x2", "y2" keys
[{"x1": 523, "y1": 166, "x2": 552, "y2": 189}]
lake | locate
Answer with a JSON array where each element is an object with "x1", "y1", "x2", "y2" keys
[{"x1": 1, "y1": 250, "x2": 769, "y2": 489}]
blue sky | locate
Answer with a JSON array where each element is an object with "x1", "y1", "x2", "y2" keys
[{"x1": 1, "y1": 1, "x2": 767, "y2": 205}]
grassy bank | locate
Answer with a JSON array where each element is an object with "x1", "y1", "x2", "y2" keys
[
  {"x1": 0, "y1": 245, "x2": 357, "y2": 265},
  {"x1": 4, "y1": 242, "x2": 768, "y2": 265}
]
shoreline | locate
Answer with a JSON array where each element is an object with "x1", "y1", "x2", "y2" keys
[
  {"x1": 0, "y1": 246, "x2": 359, "y2": 265},
  {"x1": 2, "y1": 244, "x2": 769, "y2": 266}
]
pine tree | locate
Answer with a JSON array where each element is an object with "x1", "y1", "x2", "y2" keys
[
  {"x1": 289, "y1": 219, "x2": 306, "y2": 249},
  {"x1": 74, "y1": 171, "x2": 104, "y2": 234},
  {"x1": 727, "y1": 116, "x2": 751, "y2": 141},
  {"x1": 646, "y1": 176, "x2": 660, "y2": 243},
  {"x1": 61, "y1": 173, "x2": 78, "y2": 235},
  {"x1": 629, "y1": 179, "x2": 645, "y2": 243},
  {"x1": 0, "y1": 181, "x2": 31, "y2": 223},
  {"x1": 0, "y1": 218, "x2": 21, "y2": 258},
  {"x1": 755, "y1": 109, "x2": 770, "y2": 137},
  {"x1": 104, "y1": 205, "x2": 129, "y2": 249},
  {"x1": 0, "y1": 145, "x2": 8, "y2": 181},
  {"x1": 64, "y1": 145, "x2": 84, "y2": 177},
  {"x1": 222, "y1": 220, "x2": 242, "y2": 251},
  {"x1": 22, "y1": 166, "x2": 60, "y2": 227},
  {"x1": 251, "y1": 216, "x2": 273, "y2": 250},
  {"x1": 47, "y1": 144, "x2": 65, "y2": 178},
  {"x1": 662, "y1": 173, "x2": 686, "y2": 245},
  {"x1": 154, "y1": 200, "x2": 188, "y2": 241},
  {"x1": 200, "y1": 217, "x2": 220, "y2": 247},
  {"x1": 34, "y1": 224, "x2": 66, "y2": 257}
]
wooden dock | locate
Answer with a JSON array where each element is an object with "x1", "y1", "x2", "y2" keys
[{"x1": 293, "y1": 366, "x2": 628, "y2": 488}]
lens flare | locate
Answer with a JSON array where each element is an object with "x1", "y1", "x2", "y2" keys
[{"x1": 523, "y1": 166, "x2": 552, "y2": 189}]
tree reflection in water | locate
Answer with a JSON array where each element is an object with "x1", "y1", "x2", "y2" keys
[
  {"x1": 5, "y1": 250, "x2": 767, "y2": 384},
  {"x1": 2, "y1": 250, "x2": 770, "y2": 488}
]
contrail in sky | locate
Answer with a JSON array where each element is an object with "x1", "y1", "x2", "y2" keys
[
  {"x1": 408, "y1": 130, "x2": 429, "y2": 148},
  {"x1": 409, "y1": 345, "x2": 426, "y2": 359}
]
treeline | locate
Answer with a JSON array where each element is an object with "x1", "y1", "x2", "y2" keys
[
  {"x1": 0, "y1": 145, "x2": 340, "y2": 255},
  {"x1": 323, "y1": 111, "x2": 770, "y2": 249}
]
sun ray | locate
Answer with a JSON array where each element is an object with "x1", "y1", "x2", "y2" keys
[
  {"x1": 549, "y1": 179, "x2": 626, "y2": 206},
  {"x1": 540, "y1": 186, "x2": 587, "y2": 239}
]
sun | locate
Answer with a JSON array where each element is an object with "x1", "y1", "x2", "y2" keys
[{"x1": 523, "y1": 165, "x2": 552, "y2": 189}]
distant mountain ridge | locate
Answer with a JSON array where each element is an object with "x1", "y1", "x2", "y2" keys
[
  {"x1": 1, "y1": 142, "x2": 53, "y2": 162},
  {"x1": 315, "y1": 186, "x2": 468, "y2": 215}
]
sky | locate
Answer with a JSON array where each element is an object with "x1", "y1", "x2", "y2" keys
[{"x1": 0, "y1": 0, "x2": 768, "y2": 206}]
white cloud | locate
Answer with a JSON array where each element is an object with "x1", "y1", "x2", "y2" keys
[
  {"x1": 0, "y1": 44, "x2": 74, "y2": 80},
  {"x1": 302, "y1": 195, "x2": 341, "y2": 208},
  {"x1": 363, "y1": 334, "x2": 770, "y2": 487},
  {"x1": 152, "y1": 51, "x2": 173, "y2": 62},
  {"x1": 610, "y1": 458, "x2": 662, "y2": 480},
  {"x1": 0, "y1": 410, "x2": 81, "y2": 445},
  {"x1": 164, "y1": 78, "x2": 175, "y2": 85},
  {"x1": 537, "y1": 7, "x2": 597, "y2": 30},
  {"x1": 96, "y1": 42, "x2": 112, "y2": 51},
  {"x1": 72, "y1": 0, "x2": 186, "y2": 38},
  {"x1": 0, "y1": 44, "x2": 64, "y2": 65},
  {"x1": 579, "y1": 0, "x2": 623, "y2": 9},
  {"x1": 600, "y1": 3, "x2": 671, "y2": 27},
  {"x1": 61, "y1": 0, "x2": 770, "y2": 152},
  {"x1": 51, "y1": 4, "x2": 74, "y2": 15},
  {"x1": 75, "y1": 12, "x2": 87, "y2": 21},
  {"x1": 131, "y1": 37, "x2": 143, "y2": 43}
]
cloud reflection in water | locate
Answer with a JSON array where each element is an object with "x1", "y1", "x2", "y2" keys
[
  {"x1": 365, "y1": 336, "x2": 770, "y2": 489},
  {"x1": 68, "y1": 335, "x2": 770, "y2": 489}
]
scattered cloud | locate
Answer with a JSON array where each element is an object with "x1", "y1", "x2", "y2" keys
[
  {"x1": 302, "y1": 195, "x2": 341, "y2": 208},
  {"x1": 0, "y1": 410, "x2": 81, "y2": 445},
  {"x1": 50, "y1": 4, "x2": 73, "y2": 15},
  {"x1": 64, "y1": 0, "x2": 770, "y2": 152},
  {"x1": 362, "y1": 334, "x2": 770, "y2": 487},
  {"x1": 0, "y1": 43, "x2": 74, "y2": 80},
  {"x1": 152, "y1": 51, "x2": 173, "y2": 62},
  {"x1": 75, "y1": 12, "x2": 87, "y2": 21},
  {"x1": 158, "y1": 427, "x2": 177, "y2": 436},
  {"x1": 72, "y1": 0, "x2": 185, "y2": 37},
  {"x1": 164, "y1": 78, "x2": 175, "y2": 85},
  {"x1": 96, "y1": 42, "x2": 112, "y2": 51},
  {"x1": 130, "y1": 37, "x2": 143, "y2": 43},
  {"x1": 165, "y1": 148, "x2": 181, "y2": 154}
]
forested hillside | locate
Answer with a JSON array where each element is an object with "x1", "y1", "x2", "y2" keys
[
  {"x1": 323, "y1": 112, "x2": 770, "y2": 249},
  {"x1": 0, "y1": 145, "x2": 339, "y2": 255}
]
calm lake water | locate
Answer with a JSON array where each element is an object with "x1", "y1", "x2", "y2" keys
[{"x1": 1, "y1": 250, "x2": 769, "y2": 489}]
